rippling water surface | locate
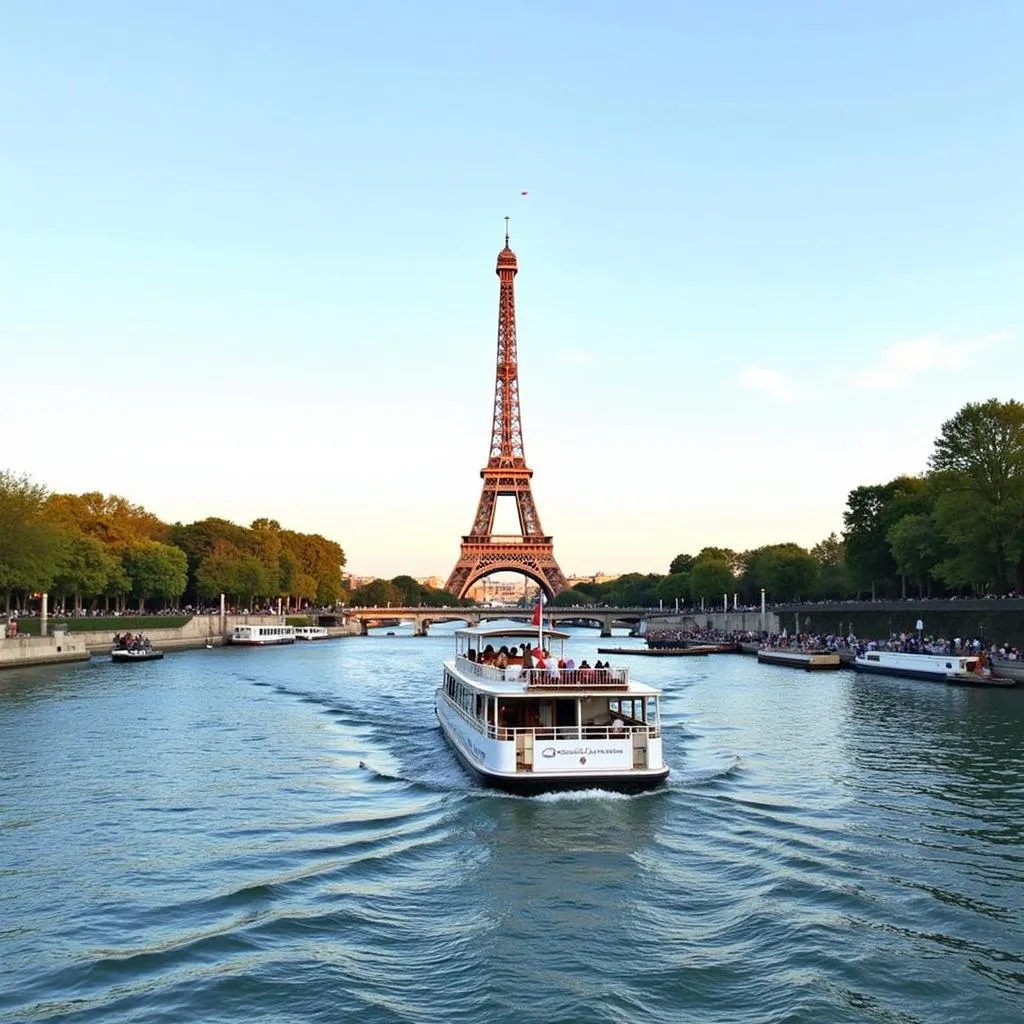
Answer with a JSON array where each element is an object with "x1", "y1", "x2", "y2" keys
[{"x1": 1, "y1": 629, "x2": 1021, "y2": 1023}]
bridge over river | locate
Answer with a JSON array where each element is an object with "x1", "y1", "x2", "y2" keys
[{"x1": 336, "y1": 607, "x2": 670, "y2": 637}]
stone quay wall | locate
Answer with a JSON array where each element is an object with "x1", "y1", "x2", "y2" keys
[
  {"x1": 647, "y1": 610, "x2": 781, "y2": 635},
  {"x1": 0, "y1": 633, "x2": 90, "y2": 670}
]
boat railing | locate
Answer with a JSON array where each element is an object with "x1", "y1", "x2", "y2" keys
[
  {"x1": 494, "y1": 722, "x2": 659, "y2": 741},
  {"x1": 455, "y1": 655, "x2": 629, "y2": 688},
  {"x1": 439, "y1": 693, "x2": 659, "y2": 741}
]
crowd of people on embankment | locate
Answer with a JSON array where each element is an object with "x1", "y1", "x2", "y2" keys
[{"x1": 645, "y1": 627, "x2": 1022, "y2": 661}]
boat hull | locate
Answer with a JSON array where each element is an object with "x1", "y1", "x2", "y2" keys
[
  {"x1": 111, "y1": 651, "x2": 164, "y2": 663},
  {"x1": 989, "y1": 659, "x2": 1024, "y2": 684},
  {"x1": 230, "y1": 638, "x2": 295, "y2": 646},
  {"x1": 946, "y1": 671, "x2": 1016, "y2": 688},
  {"x1": 435, "y1": 705, "x2": 669, "y2": 796}
]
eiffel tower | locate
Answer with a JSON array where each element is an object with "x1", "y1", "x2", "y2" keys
[{"x1": 445, "y1": 222, "x2": 567, "y2": 600}]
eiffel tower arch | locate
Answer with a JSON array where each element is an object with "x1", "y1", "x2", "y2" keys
[{"x1": 445, "y1": 223, "x2": 567, "y2": 601}]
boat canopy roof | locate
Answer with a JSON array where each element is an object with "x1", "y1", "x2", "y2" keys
[{"x1": 454, "y1": 622, "x2": 571, "y2": 642}]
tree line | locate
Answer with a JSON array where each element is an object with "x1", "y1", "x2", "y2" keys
[
  {"x1": 0, "y1": 476, "x2": 347, "y2": 613},
  {"x1": 553, "y1": 399, "x2": 1024, "y2": 608},
  {"x1": 4, "y1": 398, "x2": 1021, "y2": 614}
]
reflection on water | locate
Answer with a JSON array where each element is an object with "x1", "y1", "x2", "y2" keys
[{"x1": 0, "y1": 633, "x2": 1021, "y2": 1023}]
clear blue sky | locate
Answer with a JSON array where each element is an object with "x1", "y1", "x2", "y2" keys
[{"x1": 3, "y1": 1, "x2": 1022, "y2": 578}]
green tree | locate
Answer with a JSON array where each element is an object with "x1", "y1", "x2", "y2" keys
[
  {"x1": 230, "y1": 555, "x2": 274, "y2": 607},
  {"x1": 294, "y1": 572, "x2": 319, "y2": 606},
  {"x1": 250, "y1": 518, "x2": 283, "y2": 595},
  {"x1": 696, "y1": 547, "x2": 743, "y2": 575},
  {"x1": 929, "y1": 398, "x2": 1024, "y2": 592},
  {"x1": 390, "y1": 575, "x2": 424, "y2": 605},
  {"x1": 689, "y1": 557, "x2": 735, "y2": 603},
  {"x1": 842, "y1": 477, "x2": 930, "y2": 598},
  {"x1": 46, "y1": 491, "x2": 166, "y2": 548},
  {"x1": 351, "y1": 579, "x2": 404, "y2": 606},
  {"x1": 123, "y1": 540, "x2": 188, "y2": 611},
  {"x1": 551, "y1": 587, "x2": 592, "y2": 607},
  {"x1": 887, "y1": 513, "x2": 940, "y2": 597},
  {"x1": 51, "y1": 533, "x2": 118, "y2": 613},
  {"x1": 654, "y1": 573, "x2": 690, "y2": 604},
  {"x1": 606, "y1": 573, "x2": 662, "y2": 606},
  {"x1": 668, "y1": 553, "x2": 695, "y2": 575},
  {"x1": 810, "y1": 533, "x2": 851, "y2": 599},
  {"x1": 0, "y1": 471, "x2": 66, "y2": 605}
]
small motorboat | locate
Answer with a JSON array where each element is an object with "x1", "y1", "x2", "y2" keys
[{"x1": 111, "y1": 632, "x2": 163, "y2": 663}]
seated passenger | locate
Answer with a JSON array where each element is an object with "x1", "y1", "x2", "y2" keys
[{"x1": 610, "y1": 715, "x2": 626, "y2": 736}]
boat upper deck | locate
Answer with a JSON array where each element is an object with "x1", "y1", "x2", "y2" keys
[
  {"x1": 446, "y1": 655, "x2": 660, "y2": 698},
  {"x1": 447, "y1": 622, "x2": 661, "y2": 698}
]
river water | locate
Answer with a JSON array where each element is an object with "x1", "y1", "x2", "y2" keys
[{"x1": 1, "y1": 628, "x2": 1021, "y2": 1023}]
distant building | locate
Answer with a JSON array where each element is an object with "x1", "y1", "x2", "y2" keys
[
  {"x1": 415, "y1": 576, "x2": 447, "y2": 592},
  {"x1": 343, "y1": 574, "x2": 378, "y2": 591},
  {"x1": 566, "y1": 572, "x2": 620, "y2": 589},
  {"x1": 466, "y1": 578, "x2": 528, "y2": 605}
]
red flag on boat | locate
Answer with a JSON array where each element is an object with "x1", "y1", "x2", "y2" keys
[{"x1": 531, "y1": 592, "x2": 546, "y2": 626}]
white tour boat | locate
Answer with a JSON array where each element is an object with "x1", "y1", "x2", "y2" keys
[
  {"x1": 436, "y1": 625, "x2": 670, "y2": 795},
  {"x1": 231, "y1": 624, "x2": 296, "y2": 646},
  {"x1": 294, "y1": 625, "x2": 330, "y2": 641},
  {"x1": 853, "y1": 649, "x2": 979, "y2": 682}
]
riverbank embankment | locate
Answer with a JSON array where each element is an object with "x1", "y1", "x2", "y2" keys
[
  {"x1": 0, "y1": 632, "x2": 91, "y2": 669},
  {"x1": 0, "y1": 616, "x2": 361, "y2": 669}
]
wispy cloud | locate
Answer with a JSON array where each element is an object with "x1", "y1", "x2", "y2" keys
[
  {"x1": 737, "y1": 366, "x2": 802, "y2": 402},
  {"x1": 849, "y1": 333, "x2": 1008, "y2": 391},
  {"x1": 737, "y1": 333, "x2": 1009, "y2": 402}
]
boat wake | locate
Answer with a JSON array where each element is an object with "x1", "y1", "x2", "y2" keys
[{"x1": 672, "y1": 756, "x2": 743, "y2": 787}]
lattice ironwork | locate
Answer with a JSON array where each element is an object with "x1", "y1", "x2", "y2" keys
[{"x1": 445, "y1": 225, "x2": 567, "y2": 600}]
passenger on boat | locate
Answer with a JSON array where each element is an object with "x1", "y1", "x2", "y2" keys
[
  {"x1": 521, "y1": 644, "x2": 533, "y2": 669},
  {"x1": 466, "y1": 649, "x2": 477, "y2": 662},
  {"x1": 611, "y1": 716, "x2": 625, "y2": 736},
  {"x1": 481, "y1": 645, "x2": 496, "y2": 664},
  {"x1": 496, "y1": 649, "x2": 508, "y2": 669}
]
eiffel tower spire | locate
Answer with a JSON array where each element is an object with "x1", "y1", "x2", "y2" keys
[{"x1": 445, "y1": 224, "x2": 567, "y2": 599}]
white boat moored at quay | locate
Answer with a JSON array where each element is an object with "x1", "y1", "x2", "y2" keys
[
  {"x1": 231, "y1": 624, "x2": 296, "y2": 646},
  {"x1": 435, "y1": 624, "x2": 670, "y2": 795},
  {"x1": 854, "y1": 649, "x2": 980, "y2": 683},
  {"x1": 294, "y1": 625, "x2": 330, "y2": 641}
]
